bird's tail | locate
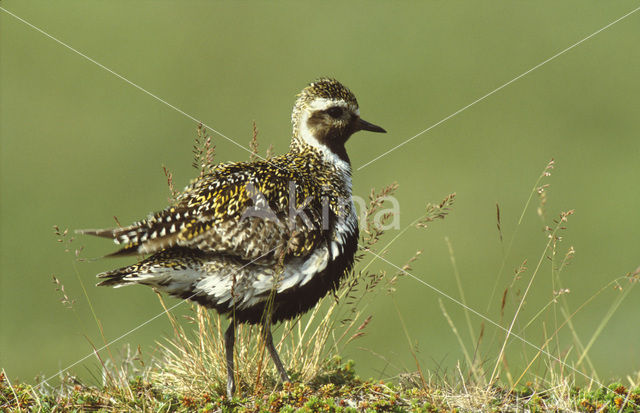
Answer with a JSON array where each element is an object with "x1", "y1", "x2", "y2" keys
[
  {"x1": 95, "y1": 248, "x2": 205, "y2": 289},
  {"x1": 76, "y1": 225, "x2": 146, "y2": 257},
  {"x1": 76, "y1": 225, "x2": 134, "y2": 240},
  {"x1": 96, "y1": 264, "x2": 140, "y2": 287},
  {"x1": 76, "y1": 211, "x2": 186, "y2": 257}
]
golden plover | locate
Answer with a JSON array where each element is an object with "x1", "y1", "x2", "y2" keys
[{"x1": 78, "y1": 78, "x2": 386, "y2": 397}]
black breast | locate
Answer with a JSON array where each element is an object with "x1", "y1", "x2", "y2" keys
[{"x1": 206, "y1": 229, "x2": 359, "y2": 324}]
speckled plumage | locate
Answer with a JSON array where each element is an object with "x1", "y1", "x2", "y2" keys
[
  {"x1": 92, "y1": 148, "x2": 359, "y2": 323},
  {"x1": 78, "y1": 78, "x2": 385, "y2": 396},
  {"x1": 99, "y1": 150, "x2": 348, "y2": 261}
]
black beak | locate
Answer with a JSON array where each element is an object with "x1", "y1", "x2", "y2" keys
[{"x1": 357, "y1": 117, "x2": 386, "y2": 133}]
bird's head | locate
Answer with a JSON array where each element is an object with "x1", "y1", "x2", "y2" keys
[{"x1": 291, "y1": 78, "x2": 386, "y2": 164}]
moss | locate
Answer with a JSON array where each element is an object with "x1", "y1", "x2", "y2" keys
[
  {"x1": 574, "y1": 382, "x2": 640, "y2": 413},
  {"x1": 2, "y1": 366, "x2": 640, "y2": 412}
]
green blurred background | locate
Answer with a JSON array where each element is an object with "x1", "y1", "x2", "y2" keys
[{"x1": 1, "y1": 1, "x2": 639, "y2": 386}]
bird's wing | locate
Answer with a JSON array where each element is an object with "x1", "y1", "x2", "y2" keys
[{"x1": 78, "y1": 161, "x2": 327, "y2": 263}]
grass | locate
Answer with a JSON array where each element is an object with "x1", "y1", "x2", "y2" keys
[
  {"x1": 2, "y1": 128, "x2": 640, "y2": 412},
  {"x1": 3, "y1": 364, "x2": 640, "y2": 411}
]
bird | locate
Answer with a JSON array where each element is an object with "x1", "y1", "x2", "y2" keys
[{"x1": 77, "y1": 78, "x2": 386, "y2": 398}]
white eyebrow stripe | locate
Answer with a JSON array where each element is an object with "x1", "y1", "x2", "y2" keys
[{"x1": 307, "y1": 98, "x2": 350, "y2": 111}]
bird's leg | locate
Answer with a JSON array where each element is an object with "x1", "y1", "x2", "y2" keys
[
  {"x1": 224, "y1": 321, "x2": 236, "y2": 398},
  {"x1": 261, "y1": 322, "x2": 290, "y2": 383}
]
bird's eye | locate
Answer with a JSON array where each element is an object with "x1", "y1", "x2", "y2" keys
[{"x1": 326, "y1": 106, "x2": 344, "y2": 118}]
